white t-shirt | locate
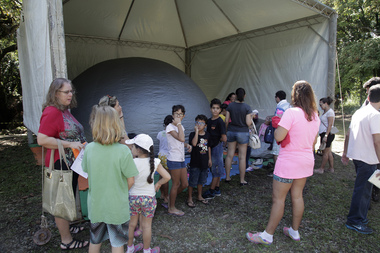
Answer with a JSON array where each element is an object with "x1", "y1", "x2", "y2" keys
[
  {"x1": 129, "y1": 158, "x2": 160, "y2": 197},
  {"x1": 319, "y1": 108, "x2": 335, "y2": 134},
  {"x1": 156, "y1": 130, "x2": 169, "y2": 157},
  {"x1": 347, "y1": 104, "x2": 380, "y2": 165},
  {"x1": 166, "y1": 123, "x2": 185, "y2": 162}
]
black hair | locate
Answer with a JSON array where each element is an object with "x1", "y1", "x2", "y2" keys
[
  {"x1": 235, "y1": 88, "x2": 245, "y2": 102},
  {"x1": 210, "y1": 98, "x2": 222, "y2": 108},
  {"x1": 275, "y1": 90, "x2": 286, "y2": 100},
  {"x1": 164, "y1": 115, "x2": 173, "y2": 126},
  {"x1": 134, "y1": 144, "x2": 155, "y2": 184},
  {"x1": 369, "y1": 84, "x2": 380, "y2": 103},
  {"x1": 220, "y1": 103, "x2": 228, "y2": 110},
  {"x1": 363, "y1": 77, "x2": 380, "y2": 89},
  {"x1": 225, "y1": 92, "x2": 236, "y2": 102},
  {"x1": 319, "y1": 96, "x2": 333, "y2": 105},
  {"x1": 172, "y1": 105, "x2": 185, "y2": 115},
  {"x1": 195, "y1": 114, "x2": 208, "y2": 122}
]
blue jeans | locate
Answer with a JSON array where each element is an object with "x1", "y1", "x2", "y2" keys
[
  {"x1": 188, "y1": 167, "x2": 208, "y2": 187},
  {"x1": 347, "y1": 160, "x2": 376, "y2": 225},
  {"x1": 211, "y1": 142, "x2": 224, "y2": 178}
]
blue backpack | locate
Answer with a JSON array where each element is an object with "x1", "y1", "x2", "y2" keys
[{"x1": 264, "y1": 123, "x2": 275, "y2": 144}]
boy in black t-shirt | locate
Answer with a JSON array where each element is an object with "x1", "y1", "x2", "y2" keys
[
  {"x1": 203, "y1": 99, "x2": 227, "y2": 199},
  {"x1": 186, "y1": 114, "x2": 212, "y2": 207}
]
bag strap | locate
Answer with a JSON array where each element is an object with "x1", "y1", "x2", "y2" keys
[
  {"x1": 56, "y1": 139, "x2": 69, "y2": 172},
  {"x1": 251, "y1": 119, "x2": 258, "y2": 134}
]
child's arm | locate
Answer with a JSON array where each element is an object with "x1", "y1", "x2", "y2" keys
[
  {"x1": 127, "y1": 177, "x2": 135, "y2": 191},
  {"x1": 168, "y1": 123, "x2": 185, "y2": 142},
  {"x1": 225, "y1": 111, "x2": 230, "y2": 129},
  {"x1": 155, "y1": 164, "x2": 171, "y2": 192},
  {"x1": 191, "y1": 127, "x2": 198, "y2": 147}
]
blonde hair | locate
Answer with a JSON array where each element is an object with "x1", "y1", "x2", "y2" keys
[
  {"x1": 91, "y1": 105, "x2": 123, "y2": 145},
  {"x1": 291, "y1": 80, "x2": 318, "y2": 121},
  {"x1": 42, "y1": 78, "x2": 77, "y2": 111}
]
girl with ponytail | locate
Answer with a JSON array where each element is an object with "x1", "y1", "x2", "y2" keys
[{"x1": 125, "y1": 134, "x2": 171, "y2": 253}]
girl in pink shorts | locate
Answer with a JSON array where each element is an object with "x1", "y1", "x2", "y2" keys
[{"x1": 125, "y1": 134, "x2": 171, "y2": 253}]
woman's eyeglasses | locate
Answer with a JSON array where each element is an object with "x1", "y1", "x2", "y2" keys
[{"x1": 58, "y1": 90, "x2": 75, "y2": 95}]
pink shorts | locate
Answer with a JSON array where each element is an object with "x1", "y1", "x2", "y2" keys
[{"x1": 129, "y1": 195, "x2": 157, "y2": 218}]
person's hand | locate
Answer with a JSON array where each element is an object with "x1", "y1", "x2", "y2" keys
[
  {"x1": 323, "y1": 136, "x2": 328, "y2": 143},
  {"x1": 186, "y1": 144, "x2": 192, "y2": 153},
  {"x1": 69, "y1": 142, "x2": 84, "y2": 151},
  {"x1": 341, "y1": 153, "x2": 349, "y2": 165},
  {"x1": 208, "y1": 160, "x2": 212, "y2": 168},
  {"x1": 154, "y1": 182, "x2": 162, "y2": 192},
  {"x1": 173, "y1": 117, "x2": 181, "y2": 126},
  {"x1": 376, "y1": 173, "x2": 380, "y2": 178},
  {"x1": 194, "y1": 125, "x2": 199, "y2": 132}
]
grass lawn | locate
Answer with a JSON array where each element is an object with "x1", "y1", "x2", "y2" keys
[{"x1": 0, "y1": 113, "x2": 379, "y2": 252}]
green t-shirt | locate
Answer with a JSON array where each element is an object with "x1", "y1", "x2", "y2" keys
[{"x1": 82, "y1": 142, "x2": 138, "y2": 224}]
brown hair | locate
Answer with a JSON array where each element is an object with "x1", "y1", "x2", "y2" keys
[
  {"x1": 91, "y1": 105, "x2": 123, "y2": 145},
  {"x1": 291, "y1": 80, "x2": 318, "y2": 121},
  {"x1": 42, "y1": 78, "x2": 77, "y2": 111}
]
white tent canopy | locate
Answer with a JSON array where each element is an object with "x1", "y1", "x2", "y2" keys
[{"x1": 18, "y1": 0, "x2": 337, "y2": 135}]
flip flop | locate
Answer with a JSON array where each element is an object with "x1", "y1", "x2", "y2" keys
[
  {"x1": 69, "y1": 225, "x2": 85, "y2": 234},
  {"x1": 186, "y1": 200, "x2": 196, "y2": 208},
  {"x1": 161, "y1": 203, "x2": 168, "y2": 209},
  {"x1": 197, "y1": 199, "x2": 209, "y2": 205},
  {"x1": 168, "y1": 211, "x2": 185, "y2": 216}
]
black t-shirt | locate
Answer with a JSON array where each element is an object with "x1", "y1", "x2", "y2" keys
[
  {"x1": 207, "y1": 117, "x2": 226, "y2": 148},
  {"x1": 189, "y1": 131, "x2": 210, "y2": 169}
]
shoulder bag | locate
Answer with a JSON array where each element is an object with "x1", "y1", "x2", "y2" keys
[
  {"x1": 321, "y1": 120, "x2": 339, "y2": 135},
  {"x1": 42, "y1": 139, "x2": 77, "y2": 221},
  {"x1": 249, "y1": 120, "x2": 261, "y2": 149}
]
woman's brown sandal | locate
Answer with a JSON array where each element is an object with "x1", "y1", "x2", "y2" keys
[{"x1": 61, "y1": 239, "x2": 89, "y2": 250}]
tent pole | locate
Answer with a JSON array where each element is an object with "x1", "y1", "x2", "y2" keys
[
  {"x1": 327, "y1": 12, "x2": 338, "y2": 102},
  {"x1": 185, "y1": 48, "x2": 191, "y2": 77},
  {"x1": 47, "y1": 0, "x2": 67, "y2": 79}
]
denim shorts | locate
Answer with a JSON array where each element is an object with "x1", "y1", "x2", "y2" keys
[
  {"x1": 227, "y1": 131, "x2": 250, "y2": 144},
  {"x1": 188, "y1": 167, "x2": 208, "y2": 187},
  {"x1": 273, "y1": 174, "x2": 293, "y2": 184},
  {"x1": 211, "y1": 142, "x2": 224, "y2": 178},
  {"x1": 167, "y1": 160, "x2": 186, "y2": 170},
  {"x1": 129, "y1": 195, "x2": 157, "y2": 218}
]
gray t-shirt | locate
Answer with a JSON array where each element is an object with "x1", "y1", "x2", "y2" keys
[{"x1": 227, "y1": 102, "x2": 252, "y2": 132}]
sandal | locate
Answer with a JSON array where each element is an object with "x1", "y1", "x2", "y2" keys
[
  {"x1": 61, "y1": 238, "x2": 89, "y2": 250},
  {"x1": 69, "y1": 225, "x2": 84, "y2": 234},
  {"x1": 197, "y1": 199, "x2": 209, "y2": 205},
  {"x1": 246, "y1": 232, "x2": 271, "y2": 245},
  {"x1": 186, "y1": 200, "x2": 196, "y2": 208},
  {"x1": 134, "y1": 227, "x2": 143, "y2": 237}
]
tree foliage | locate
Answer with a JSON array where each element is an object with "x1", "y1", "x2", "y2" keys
[
  {"x1": 0, "y1": 0, "x2": 22, "y2": 128},
  {"x1": 321, "y1": 0, "x2": 380, "y2": 103}
]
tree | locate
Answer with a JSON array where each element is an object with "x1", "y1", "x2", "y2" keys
[
  {"x1": 0, "y1": 0, "x2": 22, "y2": 129},
  {"x1": 321, "y1": 0, "x2": 380, "y2": 104}
]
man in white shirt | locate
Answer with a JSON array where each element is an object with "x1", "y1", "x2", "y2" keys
[{"x1": 342, "y1": 84, "x2": 380, "y2": 234}]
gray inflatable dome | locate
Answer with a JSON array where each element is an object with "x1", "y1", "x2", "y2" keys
[{"x1": 72, "y1": 57, "x2": 211, "y2": 153}]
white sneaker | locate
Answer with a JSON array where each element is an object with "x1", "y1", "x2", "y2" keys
[
  {"x1": 246, "y1": 167, "x2": 254, "y2": 172},
  {"x1": 253, "y1": 159, "x2": 263, "y2": 165}
]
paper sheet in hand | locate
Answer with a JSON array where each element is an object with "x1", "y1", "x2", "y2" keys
[
  {"x1": 70, "y1": 148, "x2": 88, "y2": 179},
  {"x1": 368, "y1": 169, "x2": 380, "y2": 188}
]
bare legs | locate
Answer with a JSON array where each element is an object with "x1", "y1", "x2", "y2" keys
[
  {"x1": 224, "y1": 141, "x2": 236, "y2": 181},
  {"x1": 319, "y1": 147, "x2": 334, "y2": 172},
  {"x1": 225, "y1": 141, "x2": 248, "y2": 183},
  {"x1": 159, "y1": 175, "x2": 169, "y2": 203},
  {"x1": 168, "y1": 167, "x2": 188, "y2": 214},
  {"x1": 265, "y1": 178, "x2": 307, "y2": 235}
]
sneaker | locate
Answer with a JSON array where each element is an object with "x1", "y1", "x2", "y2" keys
[
  {"x1": 362, "y1": 218, "x2": 369, "y2": 225},
  {"x1": 214, "y1": 188, "x2": 221, "y2": 196},
  {"x1": 246, "y1": 167, "x2": 254, "y2": 172},
  {"x1": 150, "y1": 246, "x2": 160, "y2": 253},
  {"x1": 267, "y1": 172, "x2": 273, "y2": 177},
  {"x1": 283, "y1": 227, "x2": 300, "y2": 241},
  {"x1": 253, "y1": 159, "x2": 263, "y2": 165},
  {"x1": 246, "y1": 232, "x2": 271, "y2": 245},
  {"x1": 133, "y1": 243, "x2": 143, "y2": 252},
  {"x1": 345, "y1": 222, "x2": 373, "y2": 234},
  {"x1": 202, "y1": 189, "x2": 215, "y2": 200}
]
